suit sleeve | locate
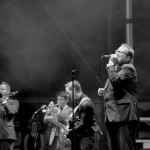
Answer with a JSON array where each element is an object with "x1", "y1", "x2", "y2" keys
[
  {"x1": 5, "y1": 99, "x2": 19, "y2": 114},
  {"x1": 106, "y1": 64, "x2": 136, "y2": 84},
  {"x1": 74, "y1": 100, "x2": 94, "y2": 131}
]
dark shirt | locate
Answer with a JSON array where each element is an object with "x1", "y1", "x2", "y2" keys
[
  {"x1": 27, "y1": 133, "x2": 41, "y2": 150},
  {"x1": 69, "y1": 94, "x2": 96, "y2": 136},
  {"x1": 68, "y1": 94, "x2": 96, "y2": 150}
]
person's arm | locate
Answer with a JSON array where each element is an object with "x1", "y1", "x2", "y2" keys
[
  {"x1": 73, "y1": 100, "x2": 94, "y2": 132},
  {"x1": 43, "y1": 107, "x2": 51, "y2": 124},
  {"x1": 107, "y1": 64, "x2": 135, "y2": 84},
  {"x1": 24, "y1": 134, "x2": 29, "y2": 150},
  {"x1": 40, "y1": 133, "x2": 44, "y2": 150},
  {"x1": 43, "y1": 105, "x2": 59, "y2": 124},
  {"x1": 14, "y1": 132, "x2": 22, "y2": 146},
  {"x1": 4, "y1": 99, "x2": 19, "y2": 114},
  {"x1": 105, "y1": 53, "x2": 135, "y2": 83}
]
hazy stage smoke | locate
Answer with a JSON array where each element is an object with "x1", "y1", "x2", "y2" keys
[{"x1": 0, "y1": 0, "x2": 107, "y2": 98}]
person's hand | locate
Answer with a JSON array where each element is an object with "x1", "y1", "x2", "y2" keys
[
  {"x1": 52, "y1": 106, "x2": 59, "y2": 113},
  {"x1": 98, "y1": 88, "x2": 105, "y2": 96},
  {"x1": 62, "y1": 126, "x2": 70, "y2": 135},
  {"x1": 109, "y1": 54, "x2": 118, "y2": 64}
]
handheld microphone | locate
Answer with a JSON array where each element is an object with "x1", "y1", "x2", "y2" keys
[{"x1": 102, "y1": 55, "x2": 111, "y2": 58}]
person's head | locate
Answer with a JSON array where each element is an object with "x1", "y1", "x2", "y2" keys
[
  {"x1": 28, "y1": 119, "x2": 42, "y2": 132},
  {"x1": 31, "y1": 121, "x2": 38, "y2": 132},
  {"x1": 15, "y1": 121, "x2": 21, "y2": 129},
  {"x1": 115, "y1": 43, "x2": 134, "y2": 66},
  {"x1": 57, "y1": 91, "x2": 69, "y2": 108},
  {"x1": 65, "y1": 80, "x2": 82, "y2": 101},
  {"x1": 0, "y1": 81, "x2": 11, "y2": 96}
]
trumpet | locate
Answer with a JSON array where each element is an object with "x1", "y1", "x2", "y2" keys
[
  {"x1": 41, "y1": 105, "x2": 48, "y2": 113},
  {"x1": 0, "y1": 91, "x2": 19, "y2": 104},
  {"x1": 0, "y1": 91, "x2": 19, "y2": 98},
  {"x1": 41, "y1": 101, "x2": 60, "y2": 113}
]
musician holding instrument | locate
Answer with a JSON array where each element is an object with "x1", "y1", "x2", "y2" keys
[
  {"x1": 43, "y1": 91, "x2": 72, "y2": 150},
  {"x1": 65, "y1": 80, "x2": 99, "y2": 150},
  {"x1": 0, "y1": 81, "x2": 19, "y2": 150}
]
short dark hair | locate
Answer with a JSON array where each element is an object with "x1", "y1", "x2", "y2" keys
[
  {"x1": 56, "y1": 91, "x2": 69, "y2": 101},
  {"x1": 27, "y1": 119, "x2": 42, "y2": 130}
]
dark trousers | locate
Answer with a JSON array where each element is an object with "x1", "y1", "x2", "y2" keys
[
  {"x1": 80, "y1": 134, "x2": 95, "y2": 150},
  {"x1": 0, "y1": 139, "x2": 14, "y2": 150},
  {"x1": 71, "y1": 132, "x2": 95, "y2": 150},
  {"x1": 105, "y1": 119, "x2": 138, "y2": 150}
]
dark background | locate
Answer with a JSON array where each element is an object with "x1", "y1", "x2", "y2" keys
[{"x1": 0, "y1": 0, "x2": 150, "y2": 149}]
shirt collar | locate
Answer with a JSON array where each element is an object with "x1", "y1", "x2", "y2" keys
[{"x1": 60, "y1": 105, "x2": 68, "y2": 110}]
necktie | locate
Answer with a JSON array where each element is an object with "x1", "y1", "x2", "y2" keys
[{"x1": 60, "y1": 107, "x2": 63, "y2": 112}]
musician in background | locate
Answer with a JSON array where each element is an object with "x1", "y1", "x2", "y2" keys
[
  {"x1": 0, "y1": 81, "x2": 19, "y2": 150},
  {"x1": 43, "y1": 91, "x2": 72, "y2": 150},
  {"x1": 65, "y1": 80, "x2": 100, "y2": 150}
]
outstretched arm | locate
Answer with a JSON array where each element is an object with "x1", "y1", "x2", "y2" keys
[{"x1": 4, "y1": 100, "x2": 19, "y2": 114}]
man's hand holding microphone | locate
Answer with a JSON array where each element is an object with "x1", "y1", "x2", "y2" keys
[
  {"x1": 107, "y1": 54, "x2": 118, "y2": 67},
  {"x1": 98, "y1": 53, "x2": 118, "y2": 97}
]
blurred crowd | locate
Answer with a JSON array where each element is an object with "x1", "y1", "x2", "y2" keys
[{"x1": 14, "y1": 118, "x2": 56, "y2": 150}]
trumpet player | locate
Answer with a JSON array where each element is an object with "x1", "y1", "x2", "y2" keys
[
  {"x1": 43, "y1": 91, "x2": 72, "y2": 150},
  {"x1": 0, "y1": 81, "x2": 19, "y2": 150}
]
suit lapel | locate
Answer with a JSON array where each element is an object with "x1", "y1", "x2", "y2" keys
[{"x1": 104, "y1": 79, "x2": 110, "y2": 91}]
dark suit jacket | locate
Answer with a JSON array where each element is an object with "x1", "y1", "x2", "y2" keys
[
  {"x1": 0, "y1": 98, "x2": 19, "y2": 140},
  {"x1": 104, "y1": 63, "x2": 138, "y2": 122},
  {"x1": 72, "y1": 94, "x2": 96, "y2": 134}
]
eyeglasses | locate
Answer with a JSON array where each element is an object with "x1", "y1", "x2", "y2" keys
[{"x1": 115, "y1": 50, "x2": 129, "y2": 56}]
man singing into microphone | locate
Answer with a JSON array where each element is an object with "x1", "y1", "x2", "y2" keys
[
  {"x1": 0, "y1": 81, "x2": 19, "y2": 150},
  {"x1": 98, "y1": 44, "x2": 138, "y2": 150}
]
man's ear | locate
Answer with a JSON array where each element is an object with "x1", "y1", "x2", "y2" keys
[
  {"x1": 66, "y1": 99, "x2": 69, "y2": 103},
  {"x1": 127, "y1": 55, "x2": 132, "y2": 63}
]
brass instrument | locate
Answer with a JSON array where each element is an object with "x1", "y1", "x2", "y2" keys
[
  {"x1": 31, "y1": 101, "x2": 60, "y2": 121},
  {"x1": 41, "y1": 101, "x2": 60, "y2": 113},
  {"x1": 0, "y1": 91, "x2": 19, "y2": 104},
  {"x1": 41, "y1": 105, "x2": 48, "y2": 113},
  {"x1": 41, "y1": 101, "x2": 71, "y2": 148},
  {"x1": 43, "y1": 104, "x2": 71, "y2": 148},
  {"x1": 0, "y1": 91, "x2": 18, "y2": 98}
]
